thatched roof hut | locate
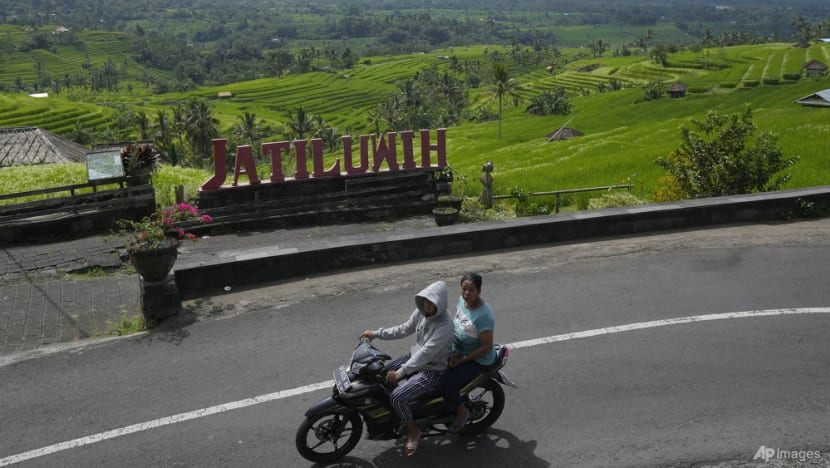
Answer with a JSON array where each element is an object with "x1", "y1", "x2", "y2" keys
[
  {"x1": 0, "y1": 127, "x2": 87, "y2": 168},
  {"x1": 803, "y1": 60, "x2": 827, "y2": 77},
  {"x1": 667, "y1": 82, "x2": 688, "y2": 98},
  {"x1": 545, "y1": 127, "x2": 584, "y2": 141}
]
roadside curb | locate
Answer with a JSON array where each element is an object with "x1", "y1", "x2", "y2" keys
[{"x1": 173, "y1": 186, "x2": 830, "y2": 300}]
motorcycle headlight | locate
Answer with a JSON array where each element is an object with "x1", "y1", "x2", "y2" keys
[{"x1": 350, "y1": 362, "x2": 365, "y2": 374}]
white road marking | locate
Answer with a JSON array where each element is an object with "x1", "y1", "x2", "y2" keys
[
  {"x1": 2, "y1": 307, "x2": 829, "y2": 466},
  {"x1": 508, "y1": 307, "x2": 830, "y2": 349}
]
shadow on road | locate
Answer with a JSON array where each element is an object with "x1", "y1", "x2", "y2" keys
[{"x1": 310, "y1": 428, "x2": 549, "y2": 468}]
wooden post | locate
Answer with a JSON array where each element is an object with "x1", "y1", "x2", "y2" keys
[{"x1": 174, "y1": 185, "x2": 184, "y2": 204}]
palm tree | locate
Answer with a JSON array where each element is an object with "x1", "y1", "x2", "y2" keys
[
  {"x1": 490, "y1": 62, "x2": 523, "y2": 139},
  {"x1": 366, "y1": 109, "x2": 382, "y2": 135},
  {"x1": 134, "y1": 110, "x2": 150, "y2": 140},
  {"x1": 171, "y1": 105, "x2": 186, "y2": 151},
  {"x1": 152, "y1": 109, "x2": 179, "y2": 166},
  {"x1": 183, "y1": 98, "x2": 220, "y2": 168},
  {"x1": 284, "y1": 107, "x2": 316, "y2": 140},
  {"x1": 377, "y1": 96, "x2": 406, "y2": 132},
  {"x1": 235, "y1": 111, "x2": 267, "y2": 158},
  {"x1": 308, "y1": 114, "x2": 341, "y2": 152},
  {"x1": 68, "y1": 120, "x2": 91, "y2": 145}
]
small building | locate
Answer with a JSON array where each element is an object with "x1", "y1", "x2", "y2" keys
[
  {"x1": 217, "y1": 91, "x2": 233, "y2": 99},
  {"x1": 666, "y1": 82, "x2": 688, "y2": 98},
  {"x1": 803, "y1": 60, "x2": 827, "y2": 78},
  {"x1": 795, "y1": 89, "x2": 830, "y2": 107},
  {"x1": 545, "y1": 127, "x2": 584, "y2": 142},
  {"x1": 0, "y1": 127, "x2": 88, "y2": 167}
]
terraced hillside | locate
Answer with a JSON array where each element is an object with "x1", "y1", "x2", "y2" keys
[
  {"x1": 0, "y1": 94, "x2": 114, "y2": 135},
  {"x1": 1, "y1": 41, "x2": 829, "y2": 166},
  {"x1": 0, "y1": 25, "x2": 139, "y2": 89}
]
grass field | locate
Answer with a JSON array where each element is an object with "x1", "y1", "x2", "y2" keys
[{"x1": 2, "y1": 40, "x2": 830, "y2": 208}]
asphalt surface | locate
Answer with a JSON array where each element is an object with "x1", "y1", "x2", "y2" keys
[
  {"x1": 1, "y1": 217, "x2": 829, "y2": 467},
  {"x1": 0, "y1": 216, "x2": 439, "y2": 355}
]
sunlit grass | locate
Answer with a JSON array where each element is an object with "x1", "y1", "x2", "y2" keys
[{"x1": 2, "y1": 42, "x2": 830, "y2": 208}]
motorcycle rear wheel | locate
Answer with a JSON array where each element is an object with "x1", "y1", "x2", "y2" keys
[
  {"x1": 295, "y1": 410, "x2": 363, "y2": 463},
  {"x1": 461, "y1": 378, "x2": 505, "y2": 435}
]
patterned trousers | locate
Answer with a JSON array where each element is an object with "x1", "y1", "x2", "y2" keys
[{"x1": 387, "y1": 354, "x2": 443, "y2": 423}]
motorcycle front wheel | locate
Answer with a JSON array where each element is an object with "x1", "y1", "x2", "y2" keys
[
  {"x1": 295, "y1": 410, "x2": 363, "y2": 463},
  {"x1": 461, "y1": 378, "x2": 505, "y2": 435}
]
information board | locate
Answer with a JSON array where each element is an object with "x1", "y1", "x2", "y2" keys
[{"x1": 86, "y1": 151, "x2": 124, "y2": 180}]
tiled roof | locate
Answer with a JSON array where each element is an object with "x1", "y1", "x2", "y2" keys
[{"x1": 0, "y1": 127, "x2": 88, "y2": 167}]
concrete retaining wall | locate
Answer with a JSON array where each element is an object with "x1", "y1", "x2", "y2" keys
[{"x1": 173, "y1": 186, "x2": 830, "y2": 300}]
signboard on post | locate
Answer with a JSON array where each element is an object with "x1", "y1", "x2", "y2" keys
[{"x1": 86, "y1": 150, "x2": 124, "y2": 181}]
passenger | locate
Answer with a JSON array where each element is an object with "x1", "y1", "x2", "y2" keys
[
  {"x1": 360, "y1": 280, "x2": 454, "y2": 456},
  {"x1": 437, "y1": 272, "x2": 496, "y2": 433}
]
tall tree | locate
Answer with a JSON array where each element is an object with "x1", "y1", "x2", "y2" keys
[
  {"x1": 183, "y1": 98, "x2": 219, "y2": 168},
  {"x1": 284, "y1": 107, "x2": 316, "y2": 140},
  {"x1": 792, "y1": 15, "x2": 814, "y2": 48},
  {"x1": 489, "y1": 62, "x2": 523, "y2": 139},
  {"x1": 153, "y1": 109, "x2": 179, "y2": 166},
  {"x1": 589, "y1": 39, "x2": 608, "y2": 58},
  {"x1": 234, "y1": 111, "x2": 267, "y2": 158},
  {"x1": 312, "y1": 116, "x2": 342, "y2": 152},
  {"x1": 134, "y1": 110, "x2": 150, "y2": 140}
]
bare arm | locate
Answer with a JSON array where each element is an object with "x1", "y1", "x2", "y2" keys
[{"x1": 449, "y1": 330, "x2": 493, "y2": 368}]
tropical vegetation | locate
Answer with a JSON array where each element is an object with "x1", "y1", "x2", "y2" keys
[{"x1": 2, "y1": 1, "x2": 830, "y2": 213}]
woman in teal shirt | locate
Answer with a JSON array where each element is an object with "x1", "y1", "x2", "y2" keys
[{"x1": 437, "y1": 272, "x2": 496, "y2": 432}]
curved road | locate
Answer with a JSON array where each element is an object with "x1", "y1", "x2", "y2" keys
[{"x1": 1, "y1": 219, "x2": 829, "y2": 467}]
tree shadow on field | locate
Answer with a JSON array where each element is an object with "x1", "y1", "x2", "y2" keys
[{"x1": 309, "y1": 429, "x2": 549, "y2": 468}]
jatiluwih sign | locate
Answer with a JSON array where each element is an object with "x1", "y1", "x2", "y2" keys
[{"x1": 201, "y1": 128, "x2": 446, "y2": 190}]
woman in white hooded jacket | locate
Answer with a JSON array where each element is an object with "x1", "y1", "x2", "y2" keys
[{"x1": 360, "y1": 280, "x2": 454, "y2": 456}]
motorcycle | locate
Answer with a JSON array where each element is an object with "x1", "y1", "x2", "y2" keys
[{"x1": 295, "y1": 338, "x2": 516, "y2": 463}]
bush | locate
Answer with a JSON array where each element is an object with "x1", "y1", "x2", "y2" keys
[
  {"x1": 786, "y1": 198, "x2": 830, "y2": 220},
  {"x1": 782, "y1": 73, "x2": 801, "y2": 81},
  {"x1": 152, "y1": 165, "x2": 211, "y2": 206},
  {"x1": 742, "y1": 80, "x2": 760, "y2": 88},
  {"x1": 762, "y1": 77, "x2": 780, "y2": 85},
  {"x1": 459, "y1": 198, "x2": 515, "y2": 222},
  {"x1": 655, "y1": 107, "x2": 798, "y2": 199},
  {"x1": 588, "y1": 191, "x2": 648, "y2": 210},
  {"x1": 687, "y1": 86, "x2": 711, "y2": 94}
]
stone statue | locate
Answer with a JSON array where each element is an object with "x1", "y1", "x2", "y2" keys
[{"x1": 479, "y1": 161, "x2": 494, "y2": 208}]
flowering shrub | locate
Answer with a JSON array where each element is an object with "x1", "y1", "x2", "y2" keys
[{"x1": 114, "y1": 203, "x2": 212, "y2": 250}]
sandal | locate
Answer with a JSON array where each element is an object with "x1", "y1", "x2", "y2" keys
[
  {"x1": 448, "y1": 413, "x2": 469, "y2": 433},
  {"x1": 405, "y1": 429, "x2": 421, "y2": 456}
]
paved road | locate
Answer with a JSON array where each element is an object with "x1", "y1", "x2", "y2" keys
[{"x1": 1, "y1": 219, "x2": 829, "y2": 467}]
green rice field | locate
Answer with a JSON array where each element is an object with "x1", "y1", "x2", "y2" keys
[{"x1": 2, "y1": 37, "x2": 830, "y2": 205}]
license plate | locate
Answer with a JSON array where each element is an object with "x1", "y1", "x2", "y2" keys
[{"x1": 333, "y1": 366, "x2": 351, "y2": 394}]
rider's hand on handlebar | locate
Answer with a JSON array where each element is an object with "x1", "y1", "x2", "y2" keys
[
  {"x1": 359, "y1": 330, "x2": 375, "y2": 340},
  {"x1": 385, "y1": 370, "x2": 401, "y2": 384}
]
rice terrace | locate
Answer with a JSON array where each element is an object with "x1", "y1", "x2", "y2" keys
[{"x1": 1, "y1": 0, "x2": 830, "y2": 213}]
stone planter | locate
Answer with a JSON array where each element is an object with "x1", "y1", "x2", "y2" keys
[
  {"x1": 436, "y1": 195, "x2": 463, "y2": 211},
  {"x1": 432, "y1": 207, "x2": 459, "y2": 226},
  {"x1": 127, "y1": 238, "x2": 179, "y2": 282}
]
